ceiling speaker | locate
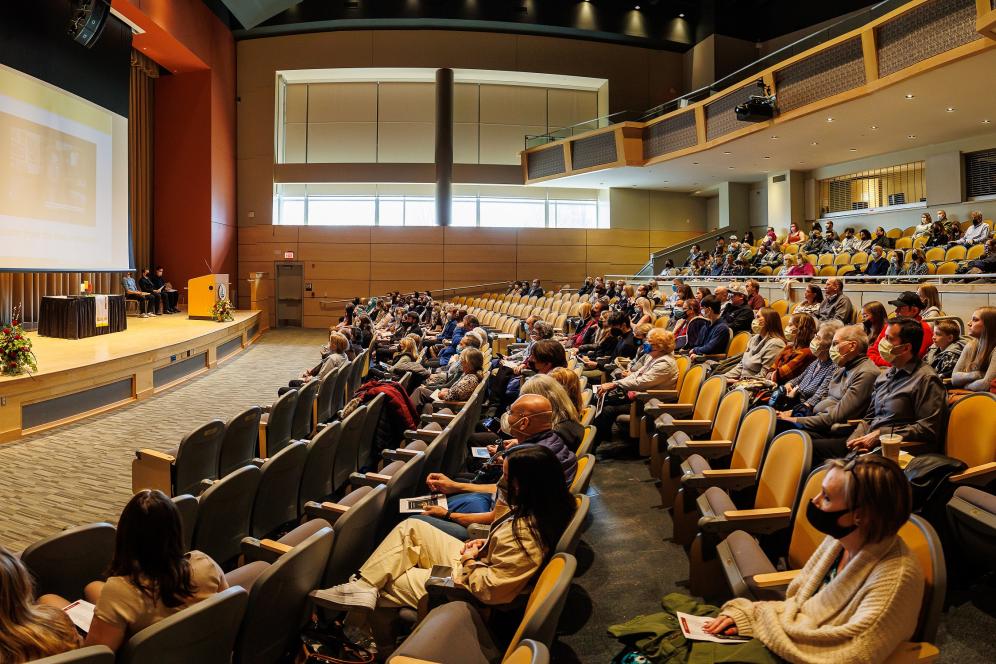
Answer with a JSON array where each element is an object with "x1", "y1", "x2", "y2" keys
[{"x1": 68, "y1": 0, "x2": 110, "y2": 49}]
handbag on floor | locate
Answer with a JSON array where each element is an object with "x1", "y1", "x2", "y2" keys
[{"x1": 297, "y1": 619, "x2": 374, "y2": 664}]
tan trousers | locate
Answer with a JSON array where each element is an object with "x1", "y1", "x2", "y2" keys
[{"x1": 359, "y1": 518, "x2": 463, "y2": 609}]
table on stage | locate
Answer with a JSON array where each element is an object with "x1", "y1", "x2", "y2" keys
[{"x1": 38, "y1": 295, "x2": 127, "y2": 339}]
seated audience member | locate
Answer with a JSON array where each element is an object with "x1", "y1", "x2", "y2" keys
[
  {"x1": 720, "y1": 254, "x2": 739, "y2": 276},
  {"x1": 951, "y1": 307, "x2": 996, "y2": 392},
  {"x1": 772, "y1": 321, "x2": 840, "y2": 415},
  {"x1": 580, "y1": 311, "x2": 637, "y2": 378},
  {"x1": 745, "y1": 279, "x2": 765, "y2": 311},
  {"x1": 150, "y1": 267, "x2": 179, "y2": 313},
  {"x1": 809, "y1": 317, "x2": 946, "y2": 462},
  {"x1": 0, "y1": 547, "x2": 81, "y2": 662},
  {"x1": 425, "y1": 335, "x2": 481, "y2": 389},
  {"x1": 705, "y1": 456, "x2": 923, "y2": 664},
  {"x1": 138, "y1": 268, "x2": 166, "y2": 315},
  {"x1": 837, "y1": 227, "x2": 859, "y2": 254},
  {"x1": 633, "y1": 297, "x2": 655, "y2": 327},
  {"x1": 506, "y1": 281, "x2": 522, "y2": 296},
  {"x1": 576, "y1": 276, "x2": 594, "y2": 297},
  {"x1": 779, "y1": 324, "x2": 878, "y2": 433},
  {"x1": 549, "y1": 366, "x2": 585, "y2": 416},
  {"x1": 868, "y1": 292, "x2": 933, "y2": 367},
  {"x1": 570, "y1": 301, "x2": 601, "y2": 349},
  {"x1": 801, "y1": 230, "x2": 825, "y2": 255},
  {"x1": 816, "y1": 277, "x2": 854, "y2": 325},
  {"x1": 684, "y1": 244, "x2": 704, "y2": 267},
  {"x1": 784, "y1": 222, "x2": 807, "y2": 246},
  {"x1": 316, "y1": 445, "x2": 575, "y2": 622},
  {"x1": 527, "y1": 279, "x2": 544, "y2": 298},
  {"x1": 777, "y1": 254, "x2": 796, "y2": 277},
  {"x1": 917, "y1": 284, "x2": 943, "y2": 319},
  {"x1": 688, "y1": 295, "x2": 731, "y2": 359},
  {"x1": 925, "y1": 220, "x2": 948, "y2": 247},
  {"x1": 937, "y1": 209, "x2": 958, "y2": 238},
  {"x1": 958, "y1": 237, "x2": 996, "y2": 274},
  {"x1": 956, "y1": 210, "x2": 991, "y2": 246},
  {"x1": 863, "y1": 245, "x2": 890, "y2": 276},
  {"x1": 520, "y1": 375, "x2": 584, "y2": 451},
  {"x1": 694, "y1": 286, "x2": 711, "y2": 302},
  {"x1": 870, "y1": 226, "x2": 889, "y2": 249},
  {"x1": 756, "y1": 242, "x2": 783, "y2": 269},
  {"x1": 435, "y1": 348, "x2": 484, "y2": 403},
  {"x1": 904, "y1": 250, "x2": 929, "y2": 277},
  {"x1": 121, "y1": 271, "x2": 155, "y2": 317},
  {"x1": 414, "y1": 346, "x2": 483, "y2": 409},
  {"x1": 659, "y1": 259, "x2": 678, "y2": 276},
  {"x1": 673, "y1": 298, "x2": 708, "y2": 351},
  {"x1": 794, "y1": 283, "x2": 823, "y2": 317},
  {"x1": 526, "y1": 339, "x2": 568, "y2": 375},
  {"x1": 437, "y1": 315, "x2": 478, "y2": 366},
  {"x1": 854, "y1": 228, "x2": 874, "y2": 253},
  {"x1": 787, "y1": 255, "x2": 815, "y2": 277},
  {"x1": 767, "y1": 313, "x2": 817, "y2": 385},
  {"x1": 761, "y1": 227, "x2": 778, "y2": 250},
  {"x1": 726, "y1": 308, "x2": 786, "y2": 381},
  {"x1": 714, "y1": 237, "x2": 727, "y2": 255},
  {"x1": 862, "y1": 301, "x2": 888, "y2": 363},
  {"x1": 40, "y1": 490, "x2": 227, "y2": 652},
  {"x1": 912, "y1": 212, "x2": 933, "y2": 241},
  {"x1": 886, "y1": 250, "x2": 906, "y2": 278},
  {"x1": 283, "y1": 331, "x2": 348, "y2": 393},
  {"x1": 594, "y1": 329, "x2": 679, "y2": 447},
  {"x1": 924, "y1": 319, "x2": 966, "y2": 380},
  {"x1": 721, "y1": 284, "x2": 755, "y2": 333}
]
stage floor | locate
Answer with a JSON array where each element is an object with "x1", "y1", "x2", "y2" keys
[{"x1": 0, "y1": 310, "x2": 263, "y2": 442}]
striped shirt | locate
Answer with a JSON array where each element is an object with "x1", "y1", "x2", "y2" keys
[{"x1": 788, "y1": 356, "x2": 836, "y2": 405}]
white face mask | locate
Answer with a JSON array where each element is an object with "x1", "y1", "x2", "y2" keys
[
  {"x1": 751, "y1": 319, "x2": 763, "y2": 334},
  {"x1": 784, "y1": 326, "x2": 797, "y2": 343},
  {"x1": 809, "y1": 339, "x2": 822, "y2": 355}
]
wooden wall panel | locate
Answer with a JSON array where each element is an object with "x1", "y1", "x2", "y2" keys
[
  {"x1": 517, "y1": 228, "x2": 587, "y2": 245},
  {"x1": 298, "y1": 243, "x2": 372, "y2": 262},
  {"x1": 517, "y1": 245, "x2": 587, "y2": 263},
  {"x1": 370, "y1": 262, "x2": 444, "y2": 281},
  {"x1": 371, "y1": 243, "x2": 444, "y2": 262},
  {"x1": 443, "y1": 244, "x2": 516, "y2": 264},
  {"x1": 304, "y1": 262, "x2": 371, "y2": 280}
]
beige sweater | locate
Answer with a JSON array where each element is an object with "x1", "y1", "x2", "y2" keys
[{"x1": 720, "y1": 535, "x2": 923, "y2": 664}]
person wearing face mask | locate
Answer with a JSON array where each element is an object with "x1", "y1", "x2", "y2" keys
[
  {"x1": 721, "y1": 284, "x2": 755, "y2": 333},
  {"x1": 766, "y1": 313, "x2": 817, "y2": 385},
  {"x1": 779, "y1": 324, "x2": 880, "y2": 434},
  {"x1": 954, "y1": 210, "x2": 992, "y2": 246},
  {"x1": 725, "y1": 308, "x2": 786, "y2": 382},
  {"x1": 577, "y1": 276, "x2": 594, "y2": 297},
  {"x1": 703, "y1": 456, "x2": 924, "y2": 664},
  {"x1": 526, "y1": 279, "x2": 544, "y2": 298},
  {"x1": 863, "y1": 246, "x2": 890, "y2": 276},
  {"x1": 809, "y1": 318, "x2": 946, "y2": 462},
  {"x1": 867, "y1": 292, "x2": 933, "y2": 367},
  {"x1": 687, "y1": 295, "x2": 730, "y2": 359},
  {"x1": 580, "y1": 311, "x2": 637, "y2": 380},
  {"x1": 815, "y1": 277, "x2": 854, "y2": 325},
  {"x1": 771, "y1": 321, "x2": 841, "y2": 414}
]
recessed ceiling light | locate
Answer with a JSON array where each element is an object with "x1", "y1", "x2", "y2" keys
[
  {"x1": 722, "y1": 151, "x2": 731, "y2": 154},
  {"x1": 907, "y1": 134, "x2": 917, "y2": 139},
  {"x1": 905, "y1": 94, "x2": 915, "y2": 99},
  {"x1": 728, "y1": 166, "x2": 734, "y2": 169},
  {"x1": 811, "y1": 142, "x2": 818, "y2": 146},
  {"x1": 763, "y1": 155, "x2": 771, "y2": 159},
  {"x1": 770, "y1": 135, "x2": 778, "y2": 140},
  {"x1": 870, "y1": 125, "x2": 878, "y2": 129},
  {"x1": 634, "y1": 4, "x2": 640, "y2": 9},
  {"x1": 849, "y1": 148, "x2": 857, "y2": 152},
  {"x1": 692, "y1": 161, "x2": 699, "y2": 164},
  {"x1": 984, "y1": 119, "x2": 992, "y2": 124},
  {"x1": 945, "y1": 107, "x2": 956, "y2": 112},
  {"x1": 826, "y1": 117, "x2": 834, "y2": 122},
  {"x1": 679, "y1": 13, "x2": 685, "y2": 18}
]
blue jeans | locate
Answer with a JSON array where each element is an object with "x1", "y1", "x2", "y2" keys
[
  {"x1": 409, "y1": 515, "x2": 469, "y2": 540},
  {"x1": 447, "y1": 492, "x2": 495, "y2": 514}
]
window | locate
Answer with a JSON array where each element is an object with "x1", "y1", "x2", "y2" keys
[
  {"x1": 452, "y1": 198, "x2": 477, "y2": 227},
  {"x1": 307, "y1": 196, "x2": 376, "y2": 226},
  {"x1": 550, "y1": 200, "x2": 598, "y2": 228},
  {"x1": 404, "y1": 198, "x2": 436, "y2": 226},
  {"x1": 378, "y1": 197, "x2": 405, "y2": 226},
  {"x1": 276, "y1": 196, "x2": 305, "y2": 226},
  {"x1": 817, "y1": 161, "x2": 926, "y2": 217},
  {"x1": 479, "y1": 198, "x2": 545, "y2": 228},
  {"x1": 966, "y1": 148, "x2": 996, "y2": 199}
]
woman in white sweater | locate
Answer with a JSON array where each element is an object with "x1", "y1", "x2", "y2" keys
[
  {"x1": 725, "y1": 308, "x2": 786, "y2": 382},
  {"x1": 704, "y1": 455, "x2": 924, "y2": 664}
]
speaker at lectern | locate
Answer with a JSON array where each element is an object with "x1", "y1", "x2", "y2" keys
[{"x1": 187, "y1": 274, "x2": 230, "y2": 320}]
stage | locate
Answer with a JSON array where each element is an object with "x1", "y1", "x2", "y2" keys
[{"x1": 0, "y1": 310, "x2": 263, "y2": 443}]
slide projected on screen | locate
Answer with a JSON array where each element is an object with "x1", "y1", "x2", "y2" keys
[{"x1": 0, "y1": 62, "x2": 129, "y2": 271}]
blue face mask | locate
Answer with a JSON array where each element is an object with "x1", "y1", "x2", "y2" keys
[{"x1": 641, "y1": 342, "x2": 652, "y2": 353}]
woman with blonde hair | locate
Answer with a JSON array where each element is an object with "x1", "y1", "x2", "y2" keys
[
  {"x1": 0, "y1": 547, "x2": 80, "y2": 662},
  {"x1": 633, "y1": 297, "x2": 655, "y2": 327},
  {"x1": 520, "y1": 373, "x2": 583, "y2": 450},
  {"x1": 951, "y1": 307, "x2": 996, "y2": 392},
  {"x1": 726, "y1": 308, "x2": 786, "y2": 382},
  {"x1": 548, "y1": 366, "x2": 584, "y2": 415}
]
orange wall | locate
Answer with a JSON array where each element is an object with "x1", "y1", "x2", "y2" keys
[{"x1": 115, "y1": 0, "x2": 237, "y2": 290}]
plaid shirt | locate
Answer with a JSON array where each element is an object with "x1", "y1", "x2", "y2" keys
[{"x1": 788, "y1": 356, "x2": 836, "y2": 406}]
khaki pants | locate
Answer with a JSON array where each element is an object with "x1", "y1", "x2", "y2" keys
[{"x1": 360, "y1": 518, "x2": 463, "y2": 609}]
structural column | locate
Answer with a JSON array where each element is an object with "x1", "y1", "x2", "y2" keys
[{"x1": 435, "y1": 68, "x2": 454, "y2": 227}]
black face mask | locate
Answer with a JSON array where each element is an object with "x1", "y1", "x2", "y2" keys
[
  {"x1": 806, "y1": 502, "x2": 857, "y2": 540},
  {"x1": 610, "y1": 328, "x2": 623, "y2": 337}
]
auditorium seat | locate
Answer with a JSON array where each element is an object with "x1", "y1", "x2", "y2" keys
[
  {"x1": 716, "y1": 465, "x2": 827, "y2": 600},
  {"x1": 569, "y1": 454, "x2": 595, "y2": 494},
  {"x1": 192, "y1": 465, "x2": 262, "y2": 569},
  {"x1": 946, "y1": 486, "x2": 996, "y2": 573},
  {"x1": 31, "y1": 646, "x2": 115, "y2": 664},
  {"x1": 297, "y1": 420, "x2": 342, "y2": 514},
  {"x1": 219, "y1": 406, "x2": 262, "y2": 478},
  {"x1": 229, "y1": 526, "x2": 334, "y2": 664},
  {"x1": 259, "y1": 389, "x2": 297, "y2": 458},
  {"x1": 289, "y1": 378, "x2": 321, "y2": 441},
  {"x1": 356, "y1": 392, "x2": 387, "y2": 471},
  {"x1": 346, "y1": 449, "x2": 427, "y2": 539},
  {"x1": 389, "y1": 553, "x2": 577, "y2": 664},
  {"x1": 331, "y1": 404, "x2": 368, "y2": 497},
  {"x1": 116, "y1": 586, "x2": 248, "y2": 664},
  {"x1": 173, "y1": 493, "x2": 199, "y2": 552},
  {"x1": 658, "y1": 392, "x2": 758, "y2": 513},
  {"x1": 687, "y1": 430, "x2": 812, "y2": 597},
  {"x1": 249, "y1": 441, "x2": 309, "y2": 539},
  {"x1": 920, "y1": 392, "x2": 996, "y2": 486},
  {"x1": 645, "y1": 375, "x2": 727, "y2": 483},
  {"x1": 21, "y1": 522, "x2": 115, "y2": 602},
  {"x1": 131, "y1": 419, "x2": 226, "y2": 496}
]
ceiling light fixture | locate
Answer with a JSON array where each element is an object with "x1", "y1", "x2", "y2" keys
[
  {"x1": 763, "y1": 155, "x2": 771, "y2": 159},
  {"x1": 907, "y1": 134, "x2": 917, "y2": 139},
  {"x1": 728, "y1": 166, "x2": 734, "y2": 169},
  {"x1": 905, "y1": 94, "x2": 915, "y2": 99},
  {"x1": 849, "y1": 148, "x2": 857, "y2": 152},
  {"x1": 945, "y1": 107, "x2": 955, "y2": 112},
  {"x1": 984, "y1": 119, "x2": 992, "y2": 124},
  {"x1": 722, "y1": 151, "x2": 731, "y2": 155},
  {"x1": 826, "y1": 117, "x2": 834, "y2": 122},
  {"x1": 770, "y1": 135, "x2": 778, "y2": 140},
  {"x1": 679, "y1": 13, "x2": 685, "y2": 18},
  {"x1": 811, "y1": 142, "x2": 818, "y2": 146},
  {"x1": 634, "y1": 4, "x2": 640, "y2": 9},
  {"x1": 870, "y1": 125, "x2": 879, "y2": 130}
]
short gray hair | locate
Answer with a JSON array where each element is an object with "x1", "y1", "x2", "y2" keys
[
  {"x1": 835, "y1": 324, "x2": 869, "y2": 354},
  {"x1": 816, "y1": 320, "x2": 843, "y2": 345},
  {"x1": 531, "y1": 321, "x2": 554, "y2": 339}
]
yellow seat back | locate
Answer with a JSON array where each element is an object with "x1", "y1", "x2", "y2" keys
[
  {"x1": 886, "y1": 228, "x2": 903, "y2": 239},
  {"x1": 580, "y1": 405, "x2": 593, "y2": 426},
  {"x1": 577, "y1": 425, "x2": 595, "y2": 457},
  {"x1": 833, "y1": 253, "x2": 851, "y2": 266},
  {"x1": 945, "y1": 245, "x2": 967, "y2": 262},
  {"x1": 818, "y1": 265, "x2": 836, "y2": 277},
  {"x1": 817, "y1": 253, "x2": 834, "y2": 266},
  {"x1": 691, "y1": 375, "x2": 726, "y2": 423},
  {"x1": 569, "y1": 455, "x2": 591, "y2": 494},
  {"x1": 945, "y1": 392, "x2": 996, "y2": 468},
  {"x1": 754, "y1": 430, "x2": 811, "y2": 511},
  {"x1": 851, "y1": 251, "x2": 869, "y2": 265},
  {"x1": 710, "y1": 390, "x2": 750, "y2": 442},
  {"x1": 677, "y1": 364, "x2": 705, "y2": 405},
  {"x1": 837, "y1": 265, "x2": 855, "y2": 276},
  {"x1": 966, "y1": 244, "x2": 986, "y2": 260},
  {"x1": 674, "y1": 355, "x2": 690, "y2": 392},
  {"x1": 505, "y1": 553, "x2": 576, "y2": 659},
  {"x1": 936, "y1": 261, "x2": 958, "y2": 275},
  {"x1": 787, "y1": 466, "x2": 829, "y2": 569},
  {"x1": 727, "y1": 331, "x2": 751, "y2": 357},
  {"x1": 896, "y1": 237, "x2": 913, "y2": 249},
  {"x1": 728, "y1": 406, "x2": 775, "y2": 470},
  {"x1": 769, "y1": 299, "x2": 788, "y2": 316},
  {"x1": 654, "y1": 316, "x2": 669, "y2": 328},
  {"x1": 757, "y1": 265, "x2": 773, "y2": 275},
  {"x1": 902, "y1": 225, "x2": 917, "y2": 237},
  {"x1": 924, "y1": 247, "x2": 945, "y2": 263},
  {"x1": 897, "y1": 515, "x2": 944, "y2": 642}
]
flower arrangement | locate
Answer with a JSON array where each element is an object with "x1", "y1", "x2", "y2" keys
[
  {"x1": 212, "y1": 296, "x2": 234, "y2": 323},
  {"x1": 1, "y1": 305, "x2": 37, "y2": 376}
]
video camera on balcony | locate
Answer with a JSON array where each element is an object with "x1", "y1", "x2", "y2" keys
[{"x1": 735, "y1": 79, "x2": 777, "y2": 123}]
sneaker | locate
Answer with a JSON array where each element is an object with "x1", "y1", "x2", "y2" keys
[
  {"x1": 148, "y1": 312, "x2": 156, "y2": 317},
  {"x1": 311, "y1": 575, "x2": 378, "y2": 611}
]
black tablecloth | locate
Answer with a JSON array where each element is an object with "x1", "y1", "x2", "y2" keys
[{"x1": 39, "y1": 295, "x2": 127, "y2": 339}]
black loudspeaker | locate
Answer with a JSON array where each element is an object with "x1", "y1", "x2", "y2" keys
[{"x1": 68, "y1": 0, "x2": 110, "y2": 49}]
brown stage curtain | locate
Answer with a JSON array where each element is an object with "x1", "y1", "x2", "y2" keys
[{"x1": 0, "y1": 50, "x2": 157, "y2": 326}]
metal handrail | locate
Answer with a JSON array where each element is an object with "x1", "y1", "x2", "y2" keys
[
  {"x1": 603, "y1": 272, "x2": 991, "y2": 284},
  {"x1": 317, "y1": 280, "x2": 512, "y2": 310},
  {"x1": 523, "y1": 110, "x2": 636, "y2": 148}
]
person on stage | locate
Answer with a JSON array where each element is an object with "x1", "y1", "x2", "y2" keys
[
  {"x1": 121, "y1": 272, "x2": 155, "y2": 318},
  {"x1": 151, "y1": 267, "x2": 180, "y2": 313},
  {"x1": 138, "y1": 269, "x2": 166, "y2": 315}
]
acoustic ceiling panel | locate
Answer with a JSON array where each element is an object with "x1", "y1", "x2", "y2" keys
[{"x1": 219, "y1": 0, "x2": 302, "y2": 30}]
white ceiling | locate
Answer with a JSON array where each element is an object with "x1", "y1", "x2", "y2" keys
[{"x1": 540, "y1": 47, "x2": 996, "y2": 193}]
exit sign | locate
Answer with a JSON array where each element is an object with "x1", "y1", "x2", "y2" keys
[{"x1": 284, "y1": 251, "x2": 295, "y2": 259}]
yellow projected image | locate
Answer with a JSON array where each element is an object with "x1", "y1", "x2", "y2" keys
[{"x1": 0, "y1": 110, "x2": 97, "y2": 227}]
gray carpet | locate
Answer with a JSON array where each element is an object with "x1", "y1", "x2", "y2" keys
[{"x1": 0, "y1": 327, "x2": 326, "y2": 551}]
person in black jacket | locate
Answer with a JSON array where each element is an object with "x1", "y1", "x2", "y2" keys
[
  {"x1": 138, "y1": 269, "x2": 166, "y2": 315},
  {"x1": 150, "y1": 267, "x2": 179, "y2": 313},
  {"x1": 581, "y1": 310, "x2": 638, "y2": 377},
  {"x1": 863, "y1": 245, "x2": 889, "y2": 276},
  {"x1": 527, "y1": 279, "x2": 545, "y2": 298},
  {"x1": 721, "y1": 285, "x2": 755, "y2": 333}
]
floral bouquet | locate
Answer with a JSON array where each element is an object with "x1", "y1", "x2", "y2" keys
[
  {"x1": 212, "y1": 296, "x2": 234, "y2": 322},
  {"x1": 1, "y1": 305, "x2": 37, "y2": 376}
]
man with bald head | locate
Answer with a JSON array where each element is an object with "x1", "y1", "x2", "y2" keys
[{"x1": 817, "y1": 277, "x2": 855, "y2": 325}]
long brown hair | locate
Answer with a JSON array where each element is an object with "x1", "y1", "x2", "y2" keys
[
  {"x1": 758, "y1": 307, "x2": 785, "y2": 341},
  {"x1": 863, "y1": 301, "x2": 888, "y2": 340},
  {"x1": 0, "y1": 548, "x2": 79, "y2": 662},
  {"x1": 970, "y1": 307, "x2": 996, "y2": 371},
  {"x1": 791, "y1": 313, "x2": 817, "y2": 349}
]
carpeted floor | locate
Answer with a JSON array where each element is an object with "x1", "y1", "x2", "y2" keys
[{"x1": 2, "y1": 328, "x2": 994, "y2": 663}]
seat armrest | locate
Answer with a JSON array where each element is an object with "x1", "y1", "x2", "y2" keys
[
  {"x1": 671, "y1": 440, "x2": 732, "y2": 459},
  {"x1": 303, "y1": 500, "x2": 351, "y2": 524},
  {"x1": 647, "y1": 403, "x2": 693, "y2": 419},
  {"x1": 250, "y1": 457, "x2": 266, "y2": 467},
  {"x1": 390, "y1": 657, "x2": 441, "y2": 664},
  {"x1": 421, "y1": 413, "x2": 456, "y2": 425},
  {"x1": 431, "y1": 400, "x2": 467, "y2": 410},
  {"x1": 681, "y1": 468, "x2": 757, "y2": 491},
  {"x1": 949, "y1": 461, "x2": 996, "y2": 485},
  {"x1": 883, "y1": 642, "x2": 939, "y2": 664},
  {"x1": 424, "y1": 576, "x2": 478, "y2": 611},
  {"x1": 259, "y1": 538, "x2": 293, "y2": 555},
  {"x1": 656, "y1": 419, "x2": 713, "y2": 436},
  {"x1": 381, "y1": 448, "x2": 421, "y2": 462},
  {"x1": 135, "y1": 448, "x2": 175, "y2": 463},
  {"x1": 752, "y1": 569, "x2": 801, "y2": 588},
  {"x1": 466, "y1": 523, "x2": 491, "y2": 540},
  {"x1": 349, "y1": 471, "x2": 392, "y2": 488},
  {"x1": 700, "y1": 507, "x2": 791, "y2": 536},
  {"x1": 404, "y1": 429, "x2": 440, "y2": 442},
  {"x1": 724, "y1": 507, "x2": 792, "y2": 520},
  {"x1": 896, "y1": 440, "x2": 931, "y2": 455},
  {"x1": 131, "y1": 449, "x2": 175, "y2": 495}
]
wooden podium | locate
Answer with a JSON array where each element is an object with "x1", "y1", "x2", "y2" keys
[{"x1": 187, "y1": 274, "x2": 230, "y2": 320}]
